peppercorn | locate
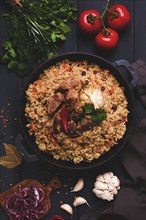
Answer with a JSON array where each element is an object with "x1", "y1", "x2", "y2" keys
[
  {"x1": 85, "y1": 79, "x2": 89, "y2": 85},
  {"x1": 101, "y1": 86, "x2": 105, "y2": 91},
  {"x1": 82, "y1": 71, "x2": 86, "y2": 76},
  {"x1": 112, "y1": 105, "x2": 117, "y2": 111},
  {"x1": 93, "y1": 70, "x2": 98, "y2": 75}
]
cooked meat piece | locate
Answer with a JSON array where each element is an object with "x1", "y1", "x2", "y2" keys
[
  {"x1": 66, "y1": 88, "x2": 78, "y2": 103},
  {"x1": 53, "y1": 111, "x2": 62, "y2": 133},
  {"x1": 77, "y1": 119, "x2": 97, "y2": 132},
  {"x1": 47, "y1": 92, "x2": 64, "y2": 116},
  {"x1": 59, "y1": 77, "x2": 84, "y2": 91},
  {"x1": 69, "y1": 110, "x2": 83, "y2": 123},
  {"x1": 68, "y1": 120, "x2": 77, "y2": 131},
  {"x1": 68, "y1": 120, "x2": 79, "y2": 137}
]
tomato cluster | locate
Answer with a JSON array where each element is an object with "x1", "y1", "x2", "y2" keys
[{"x1": 78, "y1": 4, "x2": 131, "y2": 50}]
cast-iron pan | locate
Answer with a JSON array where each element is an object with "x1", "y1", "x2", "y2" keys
[{"x1": 19, "y1": 53, "x2": 136, "y2": 170}]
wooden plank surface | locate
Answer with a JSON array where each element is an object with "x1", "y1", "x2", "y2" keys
[
  {"x1": 0, "y1": 1, "x2": 23, "y2": 195},
  {"x1": 0, "y1": 0, "x2": 146, "y2": 219},
  {"x1": 134, "y1": 0, "x2": 146, "y2": 61}
]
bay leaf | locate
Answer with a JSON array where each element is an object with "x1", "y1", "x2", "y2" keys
[
  {"x1": 4, "y1": 143, "x2": 22, "y2": 159},
  {"x1": 0, "y1": 143, "x2": 22, "y2": 168},
  {"x1": 0, "y1": 156, "x2": 22, "y2": 168}
]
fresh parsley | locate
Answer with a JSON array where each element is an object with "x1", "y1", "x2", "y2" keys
[
  {"x1": 0, "y1": 0, "x2": 77, "y2": 77},
  {"x1": 82, "y1": 103, "x2": 107, "y2": 123}
]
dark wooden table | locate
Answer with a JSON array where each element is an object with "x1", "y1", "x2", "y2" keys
[{"x1": 0, "y1": 0, "x2": 146, "y2": 220}]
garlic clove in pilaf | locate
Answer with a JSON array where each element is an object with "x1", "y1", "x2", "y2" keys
[
  {"x1": 93, "y1": 172, "x2": 120, "y2": 201},
  {"x1": 80, "y1": 87, "x2": 104, "y2": 109}
]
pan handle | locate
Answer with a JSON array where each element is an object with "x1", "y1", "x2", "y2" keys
[
  {"x1": 113, "y1": 59, "x2": 139, "y2": 88},
  {"x1": 15, "y1": 134, "x2": 39, "y2": 163}
]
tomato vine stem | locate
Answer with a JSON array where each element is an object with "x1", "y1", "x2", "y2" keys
[
  {"x1": 101, "y1": 0, "x2": 111, "y2": 19},
  {"x1": 100, "y1": 0, "x2": 111, "y2": 33},
  {"x1": 86, "y1": 0, "x2": 111, "y2": 33}
]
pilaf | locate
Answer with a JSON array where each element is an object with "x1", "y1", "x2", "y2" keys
[{"x1": 25, "y1": 59, "x2": 128, "y2": 163}]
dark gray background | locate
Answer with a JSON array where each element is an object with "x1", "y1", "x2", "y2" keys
[{"x1": 0, "y1": 0, "x2": 146, "y2": 219}]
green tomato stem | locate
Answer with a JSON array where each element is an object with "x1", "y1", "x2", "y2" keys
[
  {"x1": 101, "y1": 0, "x2": 111, "y2": 19},
  {"x1": 100, "y1": 0, "x2": 111, "y2": 32},
  {"x1": 86, "y1": 0, "x2": 111, "y2": 32},
  {"x1": 87, "y1": 14, "x2": 100, "y2": 24},
  {"x1": 107, "y1": 9, "x2": 118, "y2": 18}
]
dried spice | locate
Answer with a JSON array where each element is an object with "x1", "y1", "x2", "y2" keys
[
  {"x1": 0, "y1": 107, "x2": 9, "y2": 128},
  {"x1": 0, "y1": 143, "x2": 22, "y2": 168}
]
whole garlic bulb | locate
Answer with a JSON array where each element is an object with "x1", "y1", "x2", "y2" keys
[
  {"x1": 80, "y1": 87, "x2": 104, "y2": 109},
  {"x1": 93, "y1": 172, "x2": 120, "y2": 201}
]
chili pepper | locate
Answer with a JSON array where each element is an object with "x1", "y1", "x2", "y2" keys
[
  {"x1": 49, "y1": 215, "x2": 64, "y2": 220},
  {"x1": 61, "y1": 105, "x2": 71, "y2": 133}
]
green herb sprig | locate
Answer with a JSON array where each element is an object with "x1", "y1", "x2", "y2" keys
[
  {"x1": 0, "y1": 0, "x2": 77, "y2": 76},
  {"x1": 82, "y1": 103, "x2": 107, "y2": 123}
]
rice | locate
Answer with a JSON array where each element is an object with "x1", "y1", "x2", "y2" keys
[{"x1": 25, "y1": 59, "x2": 129, "y2": 164}]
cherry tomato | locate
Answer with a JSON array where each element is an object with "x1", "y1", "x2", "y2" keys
[
  {"x1": 78, "y1": 10, "x2": 102, "y2": 34},
  {"x1": 106, "y1": 4, "x2": 131, "y2": 31},
  {"x1": 95, "y1": 28, "x2": 119, "y2": 50}
]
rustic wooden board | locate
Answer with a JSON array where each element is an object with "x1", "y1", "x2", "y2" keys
[{"x1": 0, "y1": 177, "x2": 62, "y2": 219}]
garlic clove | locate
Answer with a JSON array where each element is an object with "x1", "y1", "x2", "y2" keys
[
  {"x1": 93, "y1": 188, "x2": 104, "y2": 195},
  {"x1": 73, "y1": 196, "x2": 91, "y2": 208},
  {"x1": 101, "y1": 190, "x2": 114, "y2": 201},
  {"x1": 109, "y1": 172, "x2": 114, "y2": 178},
  {"x1": 103, "y1": 172, "x2": 113, "y2": 184},
  {"x1": 94, "y1": 181, "x2": 108, "y2": 190},
  {"x1": 80, "y1": 87, "x2": 103, "y2": 109},
  {"x1": 111, "y1": 176, "x2": 120, "y2": 187},
  {"x1": 96, "y1": 174, "x2": 104, "y2": 183},
  {"x1": 117, "y1": 186, "x2": 120, "y2": 190},
  {"x1": 112, "y1": 188, "x2": 118, "y2": 195},
  {"x1": 107, "y1": 184, "x2": 115, "y2": 191},
  {"x1": 61, "y1": 204, "x2": 73, "y2": 215},
  {"x1": 71, "y1": 178, "x2": 84, "y2": 192},
  {"x1": 90, "y1": 89, "x2": 103, "y2": 109}
]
